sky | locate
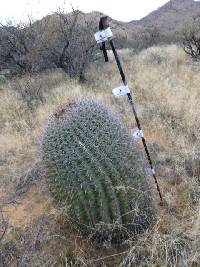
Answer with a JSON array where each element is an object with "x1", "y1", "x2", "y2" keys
[{"x1": 0, "y1": 0, "x2": 170, "y2": 23}]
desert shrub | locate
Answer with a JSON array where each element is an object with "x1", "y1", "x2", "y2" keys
[
  {"x1": 41, "y1": 98, "x2": 154, "y2": 242},
  {"x1": 182, "y1": 17, "x2": 200, "y2": 60},
  {"x1": 8, "y1": 70, "x2": 67, "y2": 110},
  {"x1": 121, "y1": 231, "x2": 192, "y2": 267},
  {"x1": 0, "y1": 9, "x2": 98, "y2": 81}
]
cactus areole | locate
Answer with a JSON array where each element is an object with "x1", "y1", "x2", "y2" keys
[{"x1": 41, "y1": 98, "x2": 154, "y2": 242}]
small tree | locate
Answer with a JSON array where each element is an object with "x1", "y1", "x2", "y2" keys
[
  {"x1": 182, "y1": 17, "x2": 200, "y2": 60},
  {"x1": 38, "y1": 8, "x2": 98, "y2": 81},
  {"x1": 0, "y1": 9, "x2": 99, "y2": 80},
  {"x1": 0, "y1": 18, "x2": 48, "y2": 74},
  {"x1": 0, "y1": 22, "x2": 31, "y2": 73}
]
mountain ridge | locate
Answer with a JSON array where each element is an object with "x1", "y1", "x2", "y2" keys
[{"x1": 84, "y1": 0, "x2": 200, "y2": 37}]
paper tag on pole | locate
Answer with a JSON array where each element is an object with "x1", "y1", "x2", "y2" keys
[
  {"x1": 112, "y1": 85, "x2": 130, "y2": 97},
  {"x1": 145, "y1": 168, "x2": 155, "y2": 177},
  {"x1": 104, "y1": 27, "x2": 113, "y2": 38},
  {"x1": 94, "y1": 27, "x2": 113, "y2": 43},
  {"x1": 94, "y1": 31, "x2": 107, "y2": 43},
  {"x1": 132, "y1": 128, "x2": 144, "y2": 140}
]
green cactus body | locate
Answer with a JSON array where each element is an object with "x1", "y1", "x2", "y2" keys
[{"x1": 41, "y1": 99, "x2": 154, "y2": 242}]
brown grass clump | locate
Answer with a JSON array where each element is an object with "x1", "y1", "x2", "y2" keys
[{"x1": 0, "y1": 45, "x2": 200, "y2": 266}]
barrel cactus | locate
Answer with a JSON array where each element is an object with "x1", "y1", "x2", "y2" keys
[{"x1": 41, "y1": 98, "x2": 154, "y2": 242}]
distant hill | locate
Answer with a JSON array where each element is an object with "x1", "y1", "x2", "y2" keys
[
  {"x1": 136, "y1": 0, "x2": 200, "y2": 34},
  {"x1": 53, "y1": 0, "x2": 200, "y2": 45},
  {"x1": 77, "y1": 0, "x2": 200, "y2": 41}
]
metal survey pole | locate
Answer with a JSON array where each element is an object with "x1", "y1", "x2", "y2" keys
[
  {"x1": 109, "y1": 39, "x2": 163, "y2": 203},
  {"x1": 94, "y1": 16, "x2": 163, "y2": 204}
]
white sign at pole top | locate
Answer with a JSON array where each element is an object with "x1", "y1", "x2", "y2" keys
[
  {"x1": 112, "y1": 85, "x2": 130, "y2": 97},
  {"x1": 94, "y1": 27, "x2": 113, "y2": 43}
]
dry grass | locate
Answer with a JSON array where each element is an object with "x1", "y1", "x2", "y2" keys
[{"x1": 0, "y1": 44, "x2": 200, "y2": 266}]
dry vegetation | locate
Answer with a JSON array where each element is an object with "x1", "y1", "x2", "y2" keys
[{"x1": 0, "y1": 44, "x2": 200, "y2": 266}]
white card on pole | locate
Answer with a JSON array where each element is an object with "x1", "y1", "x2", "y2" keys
[
  {"x1": 104, "y1": 27, "x2": 113, "y2": 38},
  {"x1": 94, "y1": 31, "x2": 107, "y2": 43},
  {"x1": 132, "y1": 128, "x2": 144, "y2": 140},
  {"x1": 145, "y1": 168, "x2": 155, "y2": 176},
  {"x1": 112, "y1": 85, "x2": 130, "y2": 97},
  {"x1": 94, "y1": 27, "x2": 113, "y2": 43}
]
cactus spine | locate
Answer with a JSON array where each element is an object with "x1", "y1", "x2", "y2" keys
[{"x1": 41, "y1": 98, "x2": 154, "y2": 242}]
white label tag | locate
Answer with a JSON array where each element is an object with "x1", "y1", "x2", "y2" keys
[
  {"x1": 145, "y1": 168, "x2": 155, "y2": 176},
  {"x1": 104, "y1": 27, "x2": 113, "y2": 38},
  {"x1": 94, "y1": 31, "x2": 107, "y2": 43},
  {"x1": 132, "y1": 128, "x2": 144, "y2": 140},
  {"x1": 94, "y1": 27, "x2": 113, "y2": 43},
  {"x1": 112, "y1": 85, "x2": 130, "y2": 97}
]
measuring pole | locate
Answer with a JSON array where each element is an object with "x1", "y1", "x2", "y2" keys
[{"x1": 95, "y1": 16, "x2": 163, "y2": 204}]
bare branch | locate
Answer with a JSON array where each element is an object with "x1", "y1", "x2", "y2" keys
[{"x1": 182, "y1": 18, "x2": 200, "y2": 60}]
